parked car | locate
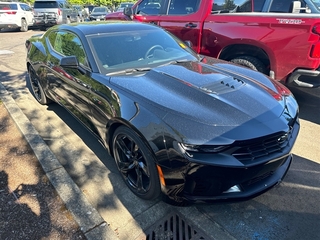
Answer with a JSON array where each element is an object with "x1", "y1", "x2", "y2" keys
[
  {"x1": 83, "y1": 4, "x2": 97, "y2": 15},
  {"x1": 89, "y1": 6, "x2": 110, "y2": 21},
  {"x1": 116, "y1": 2, "x2": 134, "y2": 12},
  {"x1": 72, "y1": 5, "x2": 87, "y2": 21},
  {"x1": 0, "y1": 1, "x2": 34, "y2": 32},
  {"x1": 25, "y1": 21, "x2": 300, "y2": 205},
  {"x1": 33, "y1": 0, "x2": 80, "y2": 30}
]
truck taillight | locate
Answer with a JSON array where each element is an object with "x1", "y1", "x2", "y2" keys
[
  {"x1": 310, "y1": 43, "x2": 320, "y2": 58},
  {"x1": 312, "y1": 24, "x2": 320, "y2": 35},
  {"x1": 58, "y1": 9, "x2": 61, "y2": 15}
]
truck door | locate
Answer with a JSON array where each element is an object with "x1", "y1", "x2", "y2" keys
[
  {"x1": 157, "y1": 0, "x2": 208, "y2": 53},
  {"x1": 132, "y1": 0, "x2": 167, "y2": 25}
]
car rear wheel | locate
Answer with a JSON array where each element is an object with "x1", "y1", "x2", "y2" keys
[
  {"x1": 28, "y1": 66, "x2": 51, "y2": 105},
  {"x1": 230, "y1": 56, "x2": 267, "y2": 75},
  {"x1": 112, "y1": 126, "x2": 161, "y2": 200},
  {"x1": 20, "y1": 19, "x2": 28, "y2": 32}
]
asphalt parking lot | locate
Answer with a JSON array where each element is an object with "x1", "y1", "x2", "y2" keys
[{"x1": 1, "y1": 29, "x2": 320, "y2": 240}]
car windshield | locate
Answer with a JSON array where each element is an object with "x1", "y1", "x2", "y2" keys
[
  {"x1": 92, "y1": 7, "x2": 108, "y2": 13},
  {"x1": 34, "y1": 1, "x2": 59, "y2": 8},
  {"x1": 0, "y1": 3, "x2": 18, "y2": 10},
  {"x1": 119, "y1": 3, "x2": 134, "y2": 8},
  {"x1": 87, "y1": 28, "x2": 200, "y2": 75}
]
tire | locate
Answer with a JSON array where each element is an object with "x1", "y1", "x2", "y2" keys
[
  {"x1": 20, "y1": 19, "x2": 28, "y2": 32},
  {"x1": 230, "y1": 56, "x2": 267, "y2": 75},
  {"x1": 112, "y1": 126, "x2": 161, "y2": 200},
  {"x1": 28, "y1": 66, "x2": 51, "y2": 105}
]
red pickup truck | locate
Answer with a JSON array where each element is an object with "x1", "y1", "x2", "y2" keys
[{"x1": 105, "y1": 0, "x2": 320, "y2": 88}]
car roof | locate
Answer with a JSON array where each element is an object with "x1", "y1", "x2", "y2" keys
[{"x1": 56, "y1": 21, "x2": 161, "y2": 36}]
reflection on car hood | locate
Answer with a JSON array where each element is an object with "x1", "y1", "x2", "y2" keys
[{"x1": 110, "y1": 62, "x2": 293, "y2": 142}]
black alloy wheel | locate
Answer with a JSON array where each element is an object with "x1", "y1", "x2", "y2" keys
[
  {"x1": 28, "y1": 66, "x2": 51, "y2": 105},
  {"x1": 112, "y1": 126, "x2": 161, "y2": 200}
]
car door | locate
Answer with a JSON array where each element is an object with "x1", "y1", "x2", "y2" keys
[
  {"x1": 157, "y1": 0, "x2": 204, "y2": 53},
  {"x1": 48, "y1": 30, "x2": 95, "y2": 130},
  {"x1": 20, "y1": 3, "x2": 33, "y2": 26}
]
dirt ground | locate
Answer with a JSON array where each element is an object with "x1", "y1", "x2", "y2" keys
[{"x1": 0, "y1": 101, "x2": 86, "y2": 240}]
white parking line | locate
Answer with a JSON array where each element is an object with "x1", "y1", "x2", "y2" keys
[{"x1": 0, "y1": 50, "x2": 14, "y2": 55}]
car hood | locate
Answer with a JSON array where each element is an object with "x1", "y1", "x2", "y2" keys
[{"x1": 110, "y1": 62, "x2": 297, "y2": 143}]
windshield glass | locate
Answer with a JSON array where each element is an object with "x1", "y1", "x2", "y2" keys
[
  {"x1": 92, "y1": 7, "x2": 108, "y2": 13},
  {"x1": 34, "y1": 1, "x2": 59, "y2": 8},
  {"x1": 119, "y1": 2, "x2": 134, "y2": 8},
  {"x1": 88, "y1": 29, "x2": 199, "y2": 75}
]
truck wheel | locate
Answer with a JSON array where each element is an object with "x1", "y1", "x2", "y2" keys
[
  {"x1": 20, "y1": 19, "x2": 28, "y2": 32},
  {"x1": 230, "y1": 56, "x2": 267, "y2": 74}
]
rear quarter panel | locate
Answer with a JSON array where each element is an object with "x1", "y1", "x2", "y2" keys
[{"x1": 203, "y1": 13, "x2": 320, "y2": 81}]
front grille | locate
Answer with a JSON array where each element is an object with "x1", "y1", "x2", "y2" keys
[{"x1": 232, "y1": 128, "x2": 293, "y2": 163}]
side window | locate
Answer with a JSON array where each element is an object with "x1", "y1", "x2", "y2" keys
[
  {"x1": 48, "y1": 31, "x2": 58, "y2": 48},
  {"x1": 58, "y1": 2, "x2": 64, "y2": 9},
  {"x1": 53, "y1": 31, "x2": 88, "y2": 67},
  {"x1": 9, "y1": 3, "x2": 18, "y2": 10},
  {"x1": 269, "y1": 0, "x2": 296, "y2": 12},
  {"x1": 212, "y1": 0, "x2": 252, "y2": 13},
  {"x1": 253, "y1": 0, "x2": 266, "y2": 11},
  {"x1": 20, "y1": 4, "x2": 32, "y2": 11},
  {"x1": 136, "y1": 0, "x2": 163, "y2": 15},
  {"x1": 168, "y1": 0, "x2": 200, "y2": 15}
]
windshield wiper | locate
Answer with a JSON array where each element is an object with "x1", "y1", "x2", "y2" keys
[{"x1": 106, "y1": 67, "x2": 151, "y2": 76}]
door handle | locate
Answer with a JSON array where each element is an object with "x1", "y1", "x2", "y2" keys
[
  {"x1": 185, "y1": 22, "x2": 197, "y2": 28},
  {"x1": 149, "y1": 21, "x2": 157, "y2": 25}
]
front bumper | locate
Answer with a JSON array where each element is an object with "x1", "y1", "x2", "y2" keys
[
  {"x1": 288, "y1": 68, "x2": 320, "y2": 88},
  {"x1": 160, "y1": 118, "x2": 300, "y2": 205},
  {"x1": 33, "y1": 15, "x2": 58, "y2": 28},
  {"x1": 0, "y1": 23, "x2": 19, "y2": 29}
]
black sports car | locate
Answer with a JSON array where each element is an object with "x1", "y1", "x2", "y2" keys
[{"x1": 25, "y1": 21, "x2": 300, "y2": 205}]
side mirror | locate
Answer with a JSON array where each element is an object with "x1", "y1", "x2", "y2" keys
[
  {"x1": 60, "y1": 56, "x2": 79, "y2": 68},
  {"x1": 290, "y1": 1, "x2": 301, "y2": 13},
  {"x1": 184, "y1": 40, "x2": 193, "y2": 48},
  {"x1": 124, "y1": 7, "x2": 133, "y2": 19}
]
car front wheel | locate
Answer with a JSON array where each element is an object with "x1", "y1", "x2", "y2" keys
[
  {"x1": 28, "y1": 66, "x2": 51, "y2": 105},
  {"x1": 112, "y1": 126, "x2": 161, "y2": 200}
]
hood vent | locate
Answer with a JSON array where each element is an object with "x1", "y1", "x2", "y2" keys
[{"x1": 200, "y1": 77, "x2": 245, "y2": 94}]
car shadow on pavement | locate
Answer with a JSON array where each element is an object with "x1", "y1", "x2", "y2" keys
[
  {"x1": 0, "y1": 171, "x2": 51, "y2": 239},
  {"x1": 195, "y1": 154, "x2": 320, "y2": 240},
  {"x1": 288, "y1": 86, "x2": 320, "y2": 125}
]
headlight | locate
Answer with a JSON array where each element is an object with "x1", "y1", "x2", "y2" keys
[{"x1": 179, "y1": 143, "x2": 228, "y2": 153}]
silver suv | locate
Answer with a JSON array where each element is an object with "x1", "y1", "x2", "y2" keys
[
  {"x1": 0, "y1": 1, "x2": 34, "y2": 32},
  {"x1": 33, "y1": 0, "x2": 80, "y2": 30}
]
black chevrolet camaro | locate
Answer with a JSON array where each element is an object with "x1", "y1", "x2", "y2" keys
[{"x1": 25, "y1": 21, "x2": 300, "y2": 205}]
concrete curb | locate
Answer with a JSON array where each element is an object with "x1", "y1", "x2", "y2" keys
[{"x1": 0, "y1": 82, "x2": 118, "y2": 240}]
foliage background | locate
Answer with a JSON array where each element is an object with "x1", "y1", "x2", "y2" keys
[{"x1": 21, "y1": 0, "x2": 136, "y2": 9}]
